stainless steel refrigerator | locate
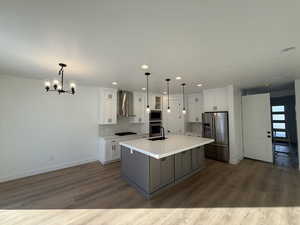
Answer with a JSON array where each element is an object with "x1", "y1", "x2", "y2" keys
[{"x1": 202, "y1": 112, "x2": 229, "y2": 162}]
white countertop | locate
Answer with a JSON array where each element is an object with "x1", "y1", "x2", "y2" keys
[{"x1": 119, "y1": 135, "x2": 214, "y2": 159}]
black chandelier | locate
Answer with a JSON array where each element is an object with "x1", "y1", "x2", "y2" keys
[{"x1": 44, "y1": 63, "x2": 76, "y2": 95}]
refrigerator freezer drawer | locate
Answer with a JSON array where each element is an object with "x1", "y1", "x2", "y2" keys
[{"x1": 204, "y1": 144, "x2": 229, "y2": 162}]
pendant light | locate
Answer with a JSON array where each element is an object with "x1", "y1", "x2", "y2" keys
[
  {"x1": 181, "y1": 83, "x2": 186, "y2": 114},
  {"x1": 145, "y1": 72, "x2": 151, "y2": 113},
  {"x1": 44, "y1": 63, "x2": 76, "y2": 95},
  {"x1": 165, "y1": 78, "x2": 171, "y2": 113}
]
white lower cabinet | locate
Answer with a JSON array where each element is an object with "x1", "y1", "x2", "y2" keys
[{"x1": 99, "y1": 135, "x2": 145, "y2": 165}]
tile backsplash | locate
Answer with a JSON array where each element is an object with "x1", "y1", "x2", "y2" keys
[
  {"x1": 99, "y1": 117, "x2": 145, "y2": 136},
  {"x1": 186, "y1": 122, "x2": 202, "y2": 136}
]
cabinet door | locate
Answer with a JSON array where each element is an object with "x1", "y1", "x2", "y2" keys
[
  {"x1": 103, "y1": 89, "x2": 117, "y2": 124},
  {"x1": 132, "y1": 92, "x2": 145, "y2": 123},
  {"x1": 160, "y1": 156, "x2": 174, "y2": 186},
  {"x1": 188, "y1": 94, "x2": 203, "y2": 122},
  {"x1": 203, "y1": 89, "x2": 216, "y2": 112},
  {"x1": 149, "y1": 155, "x2": 174, "y2": 193},
  {"x1": 192, "y1": 147, "x2": 205, "y2": 170},
  {"x1": 175, "y1": 150, "x2": 192, "y2": 180},
  {"x1": 182, "y1": 150, "x2": 192, "y2": 176},
  {"x1": 215, "y1": 88, "x2": 228, "y2": 111},
  {"x1": 111, "y1": 141, "x2": 120, "y2": 161},
  {"x1": 99, "y1": 88, "x2": 117, "y2": 124}
]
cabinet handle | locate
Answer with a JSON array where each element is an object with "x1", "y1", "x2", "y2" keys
[
  {"x1": 108, "y1": 118, "x2": 112, "y2": 123},
  {"x1": 195, "y1": 117, "x2": 199, "y2": 121}
]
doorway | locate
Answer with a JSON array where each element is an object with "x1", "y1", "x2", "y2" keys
[{"x1": 271, "y1": 96, "x2": 299, "y2": 169}]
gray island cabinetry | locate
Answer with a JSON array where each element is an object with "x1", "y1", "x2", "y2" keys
[{"x1": 120, "y1": 135, "x2": 214, "y2": 199}]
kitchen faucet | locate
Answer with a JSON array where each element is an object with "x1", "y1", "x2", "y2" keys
[{"x1": 160, "y1": 126, "x2": 165, "y2": 139}]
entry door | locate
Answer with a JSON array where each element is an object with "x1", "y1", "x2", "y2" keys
[{"x1": 242, "y1": 93, "x2": 273, "y2": 163}]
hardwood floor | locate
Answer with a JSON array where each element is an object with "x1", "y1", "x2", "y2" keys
[{"x1": 1, "y1": 159, "x2": 300, "y2": 225}]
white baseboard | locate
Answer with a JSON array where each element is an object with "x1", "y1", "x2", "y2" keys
[{"x1": 0, "y1": 157, "x2": 98, "y2": 183}]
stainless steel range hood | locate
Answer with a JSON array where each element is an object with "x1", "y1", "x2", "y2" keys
[{"x1": 118, "y1": 90, "x2": 135, "y2": 117}]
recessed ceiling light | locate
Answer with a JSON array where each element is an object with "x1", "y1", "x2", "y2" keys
[
  {"x1": 112, "y1": 82, "x2": 118, "y2": 85},
  {"x1": 176, "y1": 76, "x2": 182, "y2": 80},
  {"x1": 142, "y1": 87, "x2": 146, "y2": 91},
  {"x1": 163, "y1": 91, "x2": 167, "y2": 95},
  {"x1": 141, "y1": 64, "x2": 149, "y2": 70},
  {"x1": 197, "y1": 83, "x2": 203, "y2": 87}
]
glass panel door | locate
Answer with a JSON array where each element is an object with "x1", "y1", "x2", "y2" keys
[{"x1": 271, "y1": 105, "x2": 287, "y2": 140}]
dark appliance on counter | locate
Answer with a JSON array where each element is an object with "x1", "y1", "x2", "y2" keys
[
  {"x1": 115, "y1": 132, "x2": 137, "y2": 136},
  {"x1": 149, "y1": 110, "x2": 162, "y2": 122},
  {"x1": 202, "y1": 112, "x2": 229, "y2": 162}
]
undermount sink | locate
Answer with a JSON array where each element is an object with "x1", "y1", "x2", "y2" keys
[{"x1": 148, "y1": 137, "x2": 168, "y2": 141}]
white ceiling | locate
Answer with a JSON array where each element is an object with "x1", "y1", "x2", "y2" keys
[{"x1": 0, "y1": 0, "x2": 299, "y2": 93}]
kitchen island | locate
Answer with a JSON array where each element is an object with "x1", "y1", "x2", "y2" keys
[{"x1": 119, "y1": 135, "x2": 214, "y2": 199}]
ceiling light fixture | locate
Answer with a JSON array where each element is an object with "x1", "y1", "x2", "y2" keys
[
  {"x1": 142, "y1": 87, "x2": 146, "y2": 91},
  {"x1": 176, "y1": 76, "x2": 182, "y2": 80},
  {"x1": 141, "y1": 64, "x2": 149, "y2": 70},
  {"x1": 44, "y1": 63, "x2": 76, "y2": 95},
  {"x1": 166, "y1": 78, "x2": 171, "y2": 113},
  {"x1": 197, "y1": 83, "x2": 203, "y2": 87},
  {"x1": 112, "y1": 82, "x2": 118, "y2": 85},
  {"x1": 145, "y1": 72, "x2": 151, "y2": 113},
  {"x1": 181, "y1": 83, "x2": 186, "y2": 115}
]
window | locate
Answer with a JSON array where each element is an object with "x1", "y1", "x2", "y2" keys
[
  {"x1": 273, "y1": 131, "x2": 287, "y2": 138},
  {"x1": 272, "y1": 106, "x2": 285, "y2": 112},
  {"x1": 273, "y1": 123, "x2": 286, "y2": 129},
  {"x1": 271, "y1": 105, "x2": 287, "y2": 140},
  {"x1": 272, "y1": 114, "x2": 285, "y2": 121}
]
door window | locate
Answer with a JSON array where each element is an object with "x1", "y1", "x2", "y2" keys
[{"x1": 271, "y1": 105, "x2": 287, "y2": 139}]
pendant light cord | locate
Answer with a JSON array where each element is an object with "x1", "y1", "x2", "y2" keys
[
  {"x1": 147, "y1": 75, "x2": 149, "y2": 107},
  {"x1": 167, "y1": 82, "x2": 170, "y2": 108}
]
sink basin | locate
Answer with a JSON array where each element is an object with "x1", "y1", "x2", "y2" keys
[{"x1": 148, "y1": 137, "x2": 168, "y2": 141}]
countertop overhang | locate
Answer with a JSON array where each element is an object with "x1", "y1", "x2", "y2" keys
[{"x1": 119, "y1": 135, "x2": 214, "y2": 159}]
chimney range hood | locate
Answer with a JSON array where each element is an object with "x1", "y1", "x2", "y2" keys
[{"x1": 118, "y1": 90, "x2": 135, "y2": 117}]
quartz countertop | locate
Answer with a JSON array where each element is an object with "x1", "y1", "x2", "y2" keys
[{"x1": 119, "y1": 135, "x2": 214, "y2": 159}]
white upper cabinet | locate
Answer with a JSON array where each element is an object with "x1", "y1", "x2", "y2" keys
[
  {"x1": 150, "y1": 94, "x2": 163, "y2": 110},
  {"x1": 187, "y1": 93, "x2": 203, "y2": 123},
  {"x1": 131, "y1": 92, "x2": 146, "y2": 123},
  {"x1": 98, "y1": 88, "x2": 117, "y2": 124},
  {"x1": 203, "y1": 87, "x2": 228, "y2": 112}
]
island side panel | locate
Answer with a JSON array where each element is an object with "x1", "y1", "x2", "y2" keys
[{"x1": 121, "y1": 146, "x2": 150, "y2": 193}]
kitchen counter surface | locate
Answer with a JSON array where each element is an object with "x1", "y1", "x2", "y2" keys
[{"x1": 119, "y1": 135, "x2": 214, "y2": 159}]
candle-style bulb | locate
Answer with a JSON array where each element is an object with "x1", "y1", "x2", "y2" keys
[
  {"x1": 146, "y1": 106, "x2": 150, "y2": 113},
  {"x1": 167, "y1": 107, "x2": 171, "y2": 113}
]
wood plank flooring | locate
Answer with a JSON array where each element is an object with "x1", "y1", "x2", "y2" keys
[{"x1": 1, "y1": 159, "x2": 300, "y2": 225}]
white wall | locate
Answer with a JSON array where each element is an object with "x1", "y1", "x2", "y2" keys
[
  {"x1": 0, "y1": 75, "x2": 99, "y2": 182},
  {"x1": 295, "y1": 80, "x2": 300, "y2": 170}
]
